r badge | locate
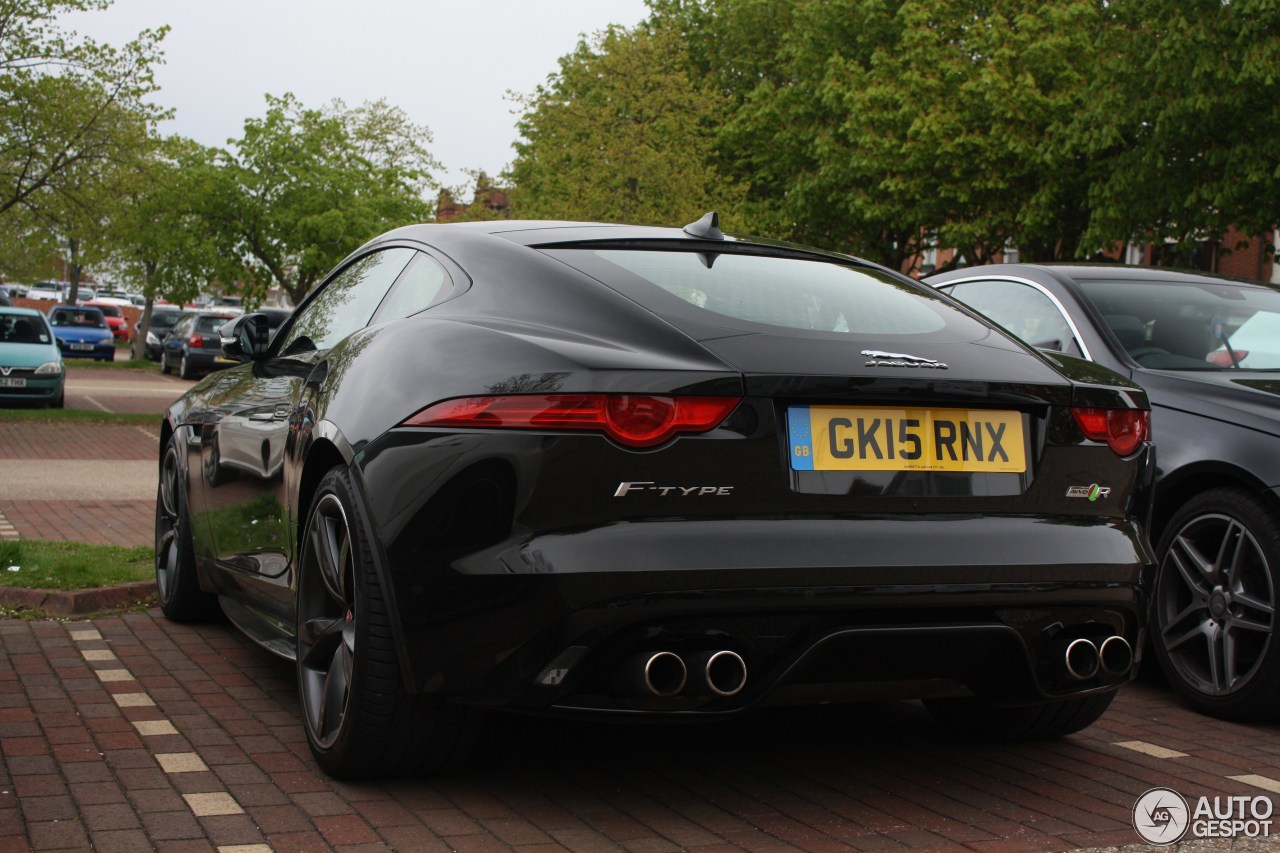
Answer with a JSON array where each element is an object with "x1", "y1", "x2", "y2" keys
[{"x1": 1066, "y1": 484, "x2": 1111, "y2": 501}]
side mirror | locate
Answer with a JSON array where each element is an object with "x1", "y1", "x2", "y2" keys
[{"x1": 220, "y1": 313, "x2": 271, "y2": 361}]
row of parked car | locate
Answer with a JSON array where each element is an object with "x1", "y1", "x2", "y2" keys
[
  {"x1": 145, "y1": 305, "x2": 291, "y2": 378},
  {"x1": 0, "y1": 302, "x2": 294, "y2": 408}
]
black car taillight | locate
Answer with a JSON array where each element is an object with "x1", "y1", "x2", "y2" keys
[
  {"x1": 1070, "y1": 407, "x2": 1149, "y2": 456},
  {"x1": 190, "y1": 333, "x2": 204, "y2": 347},
  {"x1": 402, "y1": 394, "x2": 741, "y2": 448}
]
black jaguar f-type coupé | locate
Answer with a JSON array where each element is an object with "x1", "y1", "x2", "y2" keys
[{"x1": 157, "y1": 214, "x2": 1155, "y2": 777}]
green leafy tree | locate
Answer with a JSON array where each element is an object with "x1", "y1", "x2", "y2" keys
[
  {"x1": 19, "y1": 96, "x2": 152, "y2": 302},
  {"x1": 208, "y1": 94, "x2": 439, "y2": 307},
  {"x1": 507, "y1": 23, "x2": 747, "y2": 227},
  {"x1": 0, "y1": 0, "x2": 167, "y2": 218},
  {"x1": 105, "y1": 136, "x2": 228, "y2": 356},
  {"x1": 662, "y1": 0, "x2": 1106, "y2": 268},
  {"x1": 1076, "y1": 0, "x2": 1280, "y2": 260}
]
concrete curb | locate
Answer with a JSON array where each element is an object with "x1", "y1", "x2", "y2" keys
[{"x1": 0, "y1": 579, "x2": 156, "y2": 615}]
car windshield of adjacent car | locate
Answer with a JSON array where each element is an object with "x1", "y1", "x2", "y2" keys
[
  {"x1": 92, "y1": 304, "x2": 122, "y2": 318},
  {"x1": 151, "y1": 311, "x2": 182, "y2": 330},
  {"x1": 545, "y1": 248, "x2": 952, "y2": 336},
  {"x1": 0, "y1": 312, "x2": 52, "y2": 345},
  {"x1": 194, "y1": 314, "x2": 236, "y2": 334},
  {"x1": 50, "y1": 308, "x2": 107, "y2": 329},
  {"x1": 1077, "y1": 278, "x2": 1280, "y2": 370}
]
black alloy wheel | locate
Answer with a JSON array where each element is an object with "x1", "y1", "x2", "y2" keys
[
  {"x1": 154, "y1": 436, "x2": 217, "y2": 621},
  {"x1": 1153, "y1": 488, "x2": 1280, "y2": 720},
  {"x1": 295, "y1": 467, "x2": 476, "y2": 777}
]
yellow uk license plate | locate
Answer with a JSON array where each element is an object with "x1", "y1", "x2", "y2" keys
[{"x1": 787, "y1": 406, "x2": 1026, "y2": 473}]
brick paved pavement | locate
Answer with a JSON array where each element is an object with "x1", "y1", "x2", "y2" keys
[
  {"x1": 5, "y1": 368, "x2": 1280, "y2": 851},
  {"x1": 2, "y1": 611, "x2": 1279, "y2": 852},
  {"x1": 0, "y1": 499, "x2": 153, "y2": 548},
  {"x1": 0, "y1": 367, "x2": 166, "y2": 547}
]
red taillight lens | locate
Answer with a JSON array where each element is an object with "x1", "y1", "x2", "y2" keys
[
  {"x1": 403, "y1": 394, "x2": 741, "y2": 448},
  {"x1": 1070, "y1": 407, "x2": 1149, "y2": 456},
  {"x1": 190, "y1": 333, "x2": 204, "y2": 347}
]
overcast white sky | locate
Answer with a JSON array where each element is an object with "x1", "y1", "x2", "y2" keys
[{"x1": 68, "y1": 0, "x2": 651, "y2": 190}]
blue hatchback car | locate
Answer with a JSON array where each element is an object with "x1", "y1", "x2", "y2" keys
[
  {"x1": 48, "y1": 304, "x2": 116, "y2": 361},
  {"x1": 0, "y1": 307, "x2": 64, "y2": 407}
]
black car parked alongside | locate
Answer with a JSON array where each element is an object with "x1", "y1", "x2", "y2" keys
[
  {"x1": 136, "y1": 306, "x2": 185, "y2": 361},
  {"x1": 160, "y1": 311, "x2": 240, "y2": 379},
  {"x1": 930, "y1": 263, "x2": 1280, "y2": 721},
  {"x1": 157, "y1": 218, "x2": 1155, "y2": 778}
]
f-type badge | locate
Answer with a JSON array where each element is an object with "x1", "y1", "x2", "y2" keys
[{"x1": 861, "y1": 350, "x2": 948, "y2": 369}]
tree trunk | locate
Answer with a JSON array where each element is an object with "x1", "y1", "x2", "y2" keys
[
  {"x1": 131, "y1": 261, "x2": 159, "y2": 361},
  {"x1": 66, "y1": 238, "x2": 82, "y2": 305}
]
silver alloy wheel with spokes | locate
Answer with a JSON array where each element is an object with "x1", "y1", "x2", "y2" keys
[
  {"x1": 1157, "y1": 512, "x2": 1276, "y2": 697},
  {"x1": 297, "y1": 492, "x2": 357, "y2": 750}
]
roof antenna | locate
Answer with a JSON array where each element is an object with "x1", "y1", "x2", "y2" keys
[{"x1": 683, "y1": 211, "x2": 724, "y2": 240}]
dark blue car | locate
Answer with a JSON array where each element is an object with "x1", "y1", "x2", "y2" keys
[{"x1": 48, "y1": 305, "x2": 115, "y2": 361}]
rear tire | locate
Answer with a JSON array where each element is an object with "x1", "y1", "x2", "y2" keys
[
  {"x1": 1151, "y1": 487, "x2": 1280, "y2": 720},
  {"x1": 179, "y1": 351, "x2": 194, "y2": 380},
  {"x1": 155, "y1": 436, "x2": 218, "y2": 622},
  {"x1": 924, "y1": 692, "x2": 1115, "y2": 740},
  {"x1": 296, "y1": 467, "x2": 478, "y2": 778}
]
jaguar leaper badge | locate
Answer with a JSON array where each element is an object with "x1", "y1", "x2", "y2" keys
[{"x1": 861, "y1": 350, "x2": 948, "y2": 369}]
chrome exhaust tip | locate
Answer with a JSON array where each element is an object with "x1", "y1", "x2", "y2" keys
[
  {"x1": 616, "y1": 651, "x2": 687, "y2": 697},
  {"x1": 1099, "y1": 635, "x2": 1134, "y2": 676},
  {"x1": 703, "y1": 650, "x2": 747, "y2": 697},
  {"x1": 1064, "y1": 638, "x2": 1101, "y2": 681}
]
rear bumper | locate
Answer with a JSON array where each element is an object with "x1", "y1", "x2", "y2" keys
[
  {"x1": 379, "y1": 514, "x2": 1150, "y2": 715},
  {"x1": 58, "y1": 341, "x2": 114, "y2": 359}
]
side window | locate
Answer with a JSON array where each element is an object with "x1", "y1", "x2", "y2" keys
[
  {"x1": 370, "y1": 253, "x2": 451, "y2": 324},
  {"x1": 946, "y1": 280, "x2": 1083, "y2": 358},
  {"x1": 279, "y1": 248, "x2": 415, "y2": 354}
]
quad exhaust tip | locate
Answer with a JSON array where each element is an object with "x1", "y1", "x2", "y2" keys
[
  {"x1": 1060, "y1": 635, "x2": 1133, "y2": 681},
  {"x1": 641, "y1": 651, "x2": 688, "y2": 697},
  {"x1": 617, "y1": 649, "x2": 747, "y2": 698},
  {"x1": 1099, "y1": 635, "x2": 1134, "y2": 676},
  {"x1": 691, "y1": 650, "x2": 748, "y2": 697},
  {"x1": 1064, "y1": 638, "x2": 1100, "y2": 681}
]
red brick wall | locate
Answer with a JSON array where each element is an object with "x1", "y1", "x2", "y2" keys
[{"x1": 1216, "y1": 227, "x2": 1274, "y2": 281}]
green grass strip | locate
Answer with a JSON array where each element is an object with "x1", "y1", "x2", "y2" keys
[
  {"x1": 0, "y1": 540, "x2": 152, "y2": 590},
  {"x1": 66, "y1": 358, "x2": 156, "y2": 371},
  {"x1": 0, "y1": 408, "x2": 158, "y2": 424}
]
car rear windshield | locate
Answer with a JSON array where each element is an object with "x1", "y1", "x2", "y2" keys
[
  {"x1": 1078, "y1": 278, "x2": 1280, "y2": 370},
  {"x1": 94, "y1": 304, "x2": 121, "y2": 317},
  {"x1": 195, "y1": 315, "x2": 235, "y2": 333},
  {"x1": 544, "y1": 248, "x2": 951, "y2": 337}
]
